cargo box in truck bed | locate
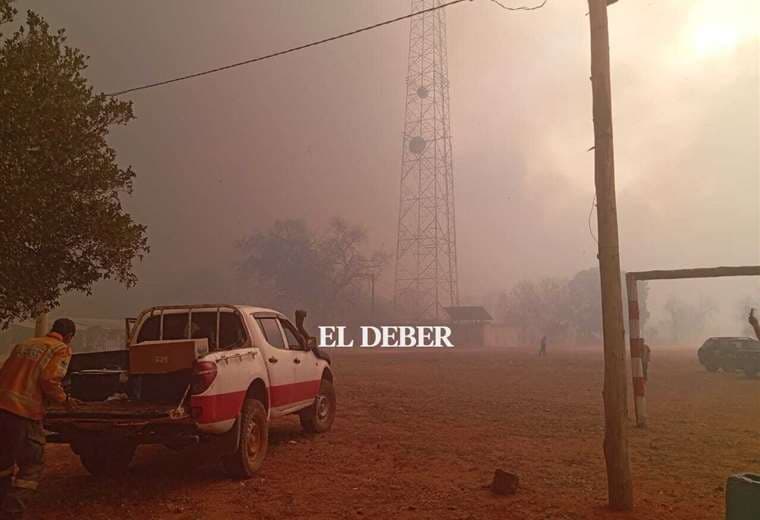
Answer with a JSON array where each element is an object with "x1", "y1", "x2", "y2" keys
[{"x1": 129, "y1": 339, "x2": 208, "y2": 374}]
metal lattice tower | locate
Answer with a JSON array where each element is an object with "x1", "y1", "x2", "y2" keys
[{"x1": 394, "y1": 0, "x2": 459, "y2": 321}]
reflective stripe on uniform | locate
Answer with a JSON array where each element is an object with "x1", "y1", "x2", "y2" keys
[
  {"x1": 12, "y1": 478, "x2": 38, "y2": 490},
  {"x1": 0, "y1": 466, "x2": 14, "y2": 478},
  {"x1": 50, "y1": 344, "x2": 71, "y2": 378},
  {"x1": 21, "y1": 347, "x2": 52, "y2": 397}
]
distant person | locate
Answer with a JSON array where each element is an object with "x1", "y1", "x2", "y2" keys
[
  {"x1": 749, "y1": 309, "x2": 759, "y2": 341},
  {"x1": 0, "y1": 318, "x2": 80, "y2": 519},
  {"x1": 641, "y1": 341, "x2": 651, "y2": 380},
  {"x1": 538, "y1": 335, "x2": 547, "y2": 357}
]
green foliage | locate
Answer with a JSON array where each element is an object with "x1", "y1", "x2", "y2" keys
[
  {"x1": 0, "y1": 9, "x2": 148, "y2": 328},
  {"x1": 0, "y1": 1, "x2": 15, "y2": 27}
]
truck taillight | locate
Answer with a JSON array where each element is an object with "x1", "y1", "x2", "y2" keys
[{"x1": 191, "y1": 361, "x2": 217, "y2": 394}]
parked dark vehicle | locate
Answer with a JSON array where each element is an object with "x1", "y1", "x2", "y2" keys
[
  {"x1": 737, "y1": 346, "x2": 760, "y2": 378},
  {"x1": 697, "y1": 336, "x2": 760, "y2": 376}
]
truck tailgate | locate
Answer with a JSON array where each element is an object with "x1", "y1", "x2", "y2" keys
[{"x1": 46, "y1": 400, "x2": 189, "y2": 422}]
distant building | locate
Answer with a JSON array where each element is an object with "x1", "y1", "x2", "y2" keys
[{"x1": 444, "y1": 306, "x2": 517, "y2": 348}]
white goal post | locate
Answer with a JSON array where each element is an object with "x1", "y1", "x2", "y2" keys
[{"x1": 625, "y1": 265, "x2": 760, "y2": 427}]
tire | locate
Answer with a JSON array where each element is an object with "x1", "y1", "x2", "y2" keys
[
  {"x1": 299, "y1": 379, "x2": 336, "y2": 434},
  {"x1": 78, "y1": 438, "x2": 136, "y2": 477},
  {"x1": 743, "y1": 366, "x2": 758, "y2": 378},
  {"x1": 705, "y1": 362, "x2": 719, "y2": 373},
  {"x1": 222, "y1": 398, "x2": 268, "y2": 479}
]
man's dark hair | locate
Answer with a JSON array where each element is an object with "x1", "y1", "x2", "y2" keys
[{"x1": 51, "y1": 318, "x2": 76, "y2": 338}]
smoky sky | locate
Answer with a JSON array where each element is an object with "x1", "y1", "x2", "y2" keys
[{"x1": 18, "y1": 0, "x2": 760, "y2": 329}]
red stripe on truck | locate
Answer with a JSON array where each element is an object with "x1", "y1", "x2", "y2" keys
[
  {"x1": 191, "y1": 380, "x2": 322, "y2": 424},
  {"x1": 191, "y1": 391, "x2": 246, "y2": 424},
  {"x1": 270, "y1": 379, "x2": 321, "y2": 407}
]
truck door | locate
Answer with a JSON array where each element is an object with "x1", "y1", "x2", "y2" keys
[
  {"x1": 255, "y1": 317, "x2": 300, "y2": 414},
  {"x1": 278, "y1": 318, "x2": 322, "y2": 404}
]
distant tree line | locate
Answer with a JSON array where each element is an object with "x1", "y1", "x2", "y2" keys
[
  {"x1": 646, "y1": 295, "x2": 717, "y2": 345},
  {"x1": 496, "y1": 267, "x2": 650, "y2": 346}
]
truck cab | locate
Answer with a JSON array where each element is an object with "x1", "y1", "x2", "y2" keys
[{"x1": 45, "y1": 304, "x2": 335, "y2": 478}]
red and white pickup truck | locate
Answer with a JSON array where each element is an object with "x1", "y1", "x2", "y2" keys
[{"x1": 45, "y1": 304, "x2": 335, "y2": 478}]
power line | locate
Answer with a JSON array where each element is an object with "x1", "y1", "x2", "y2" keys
[
  {"x1": 107, "y1": 0, "x2": 472, "y2": 97},
  {"x1": 588, "y1": 194, "x2": 598, "y2": 246},
  {"x1": 489, "y1": 0, "x2": 548, "y2": 11}
]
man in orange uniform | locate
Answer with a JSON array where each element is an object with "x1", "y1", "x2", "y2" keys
[{"x1": 0, "y1": 318, "x2": 78, "y2": 519}]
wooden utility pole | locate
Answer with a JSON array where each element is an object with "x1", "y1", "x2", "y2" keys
[{"x1": 588, "y1": 0, "x2": 633, "y2": 511}]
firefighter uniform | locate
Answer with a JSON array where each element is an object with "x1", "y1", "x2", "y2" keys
[{"x1": 0, "y1": 332, "x2": 72, "y2": 519}]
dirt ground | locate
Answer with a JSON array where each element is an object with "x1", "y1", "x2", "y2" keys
[{"x1": 29, "y1": 346, "x2": 760, "y2": 519}]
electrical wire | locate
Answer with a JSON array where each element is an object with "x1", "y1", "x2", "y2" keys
[
  {"x1": 588, "y1": 195, "x2": 598, "y2": 246},
  {"x1": 488, "y1": 0, "x2": 548, "y2": 11},
  {"x1": 107, "y1": 0, "x2": 472, "y2": 96}
]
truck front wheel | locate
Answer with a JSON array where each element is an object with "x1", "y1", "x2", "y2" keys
[
  {"x1": 78, "y1": 438, "x2": 136, "y2": 477},
  {"x1": 299, "y1": 379, "x2": 336, "y2": 433},
  {"x1": 222, "y1": 397, "x2": 268, "y2": 478}
]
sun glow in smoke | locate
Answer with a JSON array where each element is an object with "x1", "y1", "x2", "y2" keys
[
  {"x1": 680, "y1": 0, "x2": 759, "y2": 61},
  {"x1": 691, "y1": 22, "x2": 740, "y2": 58}
]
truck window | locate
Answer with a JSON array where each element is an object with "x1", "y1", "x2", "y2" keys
[
  {"x1": 279, "y1": 319, "x2": 304, "y2": 350},
  {"x1": 219, "y1": 312, "x2": 247, "y2": 350},
  {"x1": 163, "y1": 313, "x2": 189, "y2": 340},
  {"x1": 191, "y1": 312, "x2": 218, "y2": 350},
  {"x1": 257, "y1": 317, "x2": 286, "y2": 349},
  {"x1": 136, "y1": 315, "x2": 160, "y2": 343}
]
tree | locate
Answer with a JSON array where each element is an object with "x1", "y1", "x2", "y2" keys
[
  {"x1": 567, "y1": 268, "x2": 603, "y2": 342},
  {"x1": 0, "y1": 1, "x2": 14, "y2": 27},
  {"x1": 0, "y1": 6, "x2": 148, "y2": 328},
  {"x1": 498, "y1": 280, "x2": 540, "y2": 343},
  {"x1": 663, "y1": 295, "x2": 716, "y2": 344},
  {"x1": 499, "y1": 277, "x2": 568, "y2": 344},
  {"x1": 238, "y1": 218, "x2": 388, "y2": 323},
  {"x1": 318, "y1": 218, "x2": 388, "y2": 304},
  {"x1": 239, "y1": 219, "x2": 325, "y2": 315}
]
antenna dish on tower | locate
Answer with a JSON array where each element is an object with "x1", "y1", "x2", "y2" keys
[{"x1": 409, "y1": 136, "x2": 427, "y2": 154}]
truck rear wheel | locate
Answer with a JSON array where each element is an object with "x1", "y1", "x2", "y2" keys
[
  {"x1": 222, "y1": 398, "x2": 268, "y2": 479},
  {"x1": 743, "y1": 365, "x2": 758, "y2": 378},
  {"x1": 78, "y1": 438, "x2": 136, "y2": 477},
  {"x1": 299, "y1": 379, "x2": 336, "y2": 434}
]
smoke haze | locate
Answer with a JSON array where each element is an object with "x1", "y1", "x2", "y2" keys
[{"x1": 20, "y1": 0, "x2": 759, "y2": 334}]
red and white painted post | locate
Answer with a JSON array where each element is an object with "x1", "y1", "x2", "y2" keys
[{"x1": 626, "y1": 273, "x2": 646, "y2": 427}]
